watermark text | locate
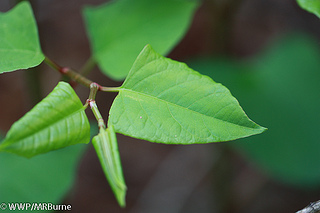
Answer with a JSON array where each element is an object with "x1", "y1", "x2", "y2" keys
[{"x1": 0, "y1": 202, "x2": 72, "y2": 211}]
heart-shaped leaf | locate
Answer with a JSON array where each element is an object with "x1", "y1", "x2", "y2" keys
[
  {"x1": 83, "y1": 0, "x2": 198, "y2": 80},
  {"x1": 92, "y1": 125, "x2": 126, "y2": 207},
  {"x1": 0, "y1": 82, "x2": 90, "y2": 158},
  {"x1": 0, "y1": 2, "x2": 44, "y2": 74},
  {"x1": 108, "y1": 45, "x2": 266, "y2": 144}
]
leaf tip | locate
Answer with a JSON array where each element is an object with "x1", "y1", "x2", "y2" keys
[
  {"x1": 141, "y1": 44, "x2": 153, "y2": 52},
  {"x1": 245, "y1": 124, "x2": 267, "y2": 140},
  {"x1": 257, "y1": 126, "x2": 268, "y2": 135},
  {"x1": 116, "y1": 188, "x2": 127, "y2": 208}
]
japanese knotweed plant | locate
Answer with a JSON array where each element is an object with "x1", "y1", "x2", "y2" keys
[{"x1": 0, "y1": 1, "x2": 266, "y2": 207}]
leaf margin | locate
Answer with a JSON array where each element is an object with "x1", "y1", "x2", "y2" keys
[
  {"x1": 92, "y1": 125, "x2": 127, "y2": 207},
  {"x1": 0, "y1": 1, "x2": 45, "y2": 74},
  {"x1": 108, "y1": 44, "x2": 266, "y2": 144},
  {"x1": 0, "y1": 82, "x2": 91, "y2": 158}
]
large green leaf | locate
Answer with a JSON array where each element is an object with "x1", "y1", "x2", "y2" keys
[
  {"x1": 0, "y1": 82, "x2": 90, "y2": 158},
  {"x1": 0, "y1": 2, "x2": 44, "y2": 74},
  {"x1": 297, "y1": 0, "x2": 320, "y2": 19},
  {"x1": 189, "y1": 34, "x2": 320, "y2": 187},
  {"x1": 83, "y1": 0, "x2": 198, "y2": 80},
  {"x1": 92, "y1": 125, "x2": 126, "y2": 207},
  {"x1": 0, "y1": 124, "x2": 97, "y2": 212},
  {"x1": 0, "y1": 145, "x2": 87, "y2": 211},
  {"x1": 108, "y1": 45, "x2": 266, "y2": 144}
]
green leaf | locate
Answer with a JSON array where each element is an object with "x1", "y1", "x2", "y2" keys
[
  {"x1": 0, "y1": 2, "x2": 44, "y2": 74},
  {"x1": 297, "y1": 0, "x2": 320, "y2": 19},
  {"x1": 108, "y1": 45, "x2": 266, "y2": 144},
  {"x1": 189, "y1": 34, "x2": 320, "y2": 187},
  {"x1": 0, "y1": 144, "x2": 87, "y2": 208},
  {"x1": 92, "y1": 125, "x2": 126, "y2": 207},
  {"x1": 83, "y1": 0, "x2": 198, "y2": 80},
  {"x1": 0, "y1": 82, "x2": 90, "y2": 158}
]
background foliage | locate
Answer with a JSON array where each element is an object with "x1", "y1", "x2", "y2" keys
[
  {"x1": 1, "y1": 0, "x2": 320, "y2": 213},
  {"x1": 190, "y1": 34, "x2": 320, "y2": 187}
]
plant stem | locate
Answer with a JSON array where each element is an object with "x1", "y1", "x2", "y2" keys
[
  {"x1": 87, "y1": 83, "x2": 106, "y2": 129},
  {"x1": 88, "y1": 82, "x2": 99, "y2": 100},
  {"x1": 79, "y1": 57, "x2": 96, "y2": 77},
  {"x1": 90, "y1": 101, "x2": 106, "y2": 129},
  {"x1": 44, "y1": 56, "x2": 92, "y2": 88},
  {"x1": 44, "y1": 56, "x2": 61, "y2": 72},
  {"x1": 44, "y1": 56, "x2": 120, "y2": 92}
]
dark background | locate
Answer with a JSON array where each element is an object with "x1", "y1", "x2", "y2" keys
[{"x1": 1, "y1": 0, "x2": 320, "y2": 212}]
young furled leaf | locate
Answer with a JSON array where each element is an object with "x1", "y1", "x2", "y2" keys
[
  {"x1": 108, "y1": 45, "x2": 266, "y2": 144},
  {"x1": 92, "y1": 125, "x2": 126, "y2": 207},
  {"x1": 0, "y1": 82, "x2": 90, "y2": 158}
]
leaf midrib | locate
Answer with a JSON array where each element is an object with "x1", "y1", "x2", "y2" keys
[
  {"x1": 119, "y1": 88, "x2": 258, "y2": 130},
  {"x1": 3, "y1": 106, "x2": 86, "y2": 146}
]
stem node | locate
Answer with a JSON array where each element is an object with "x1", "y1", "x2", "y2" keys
[
  {"x1": 60, "y1": 67, "x2": 69, "y2": 74},
  {"x1": 44, "y1": 55, "x2": 119, "y2": 92}
]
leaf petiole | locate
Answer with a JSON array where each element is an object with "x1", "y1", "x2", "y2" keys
[
  {"x1": 89, "y1": 100, "x2": 105, "y2": 130},
  {"x1": 87, "y1": 83, "x2": 105, "y2": 129}
]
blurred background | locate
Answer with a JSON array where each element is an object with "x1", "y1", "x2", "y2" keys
[{"x1": 1, "y1": 0, "x2": 320, "y2": 212}]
